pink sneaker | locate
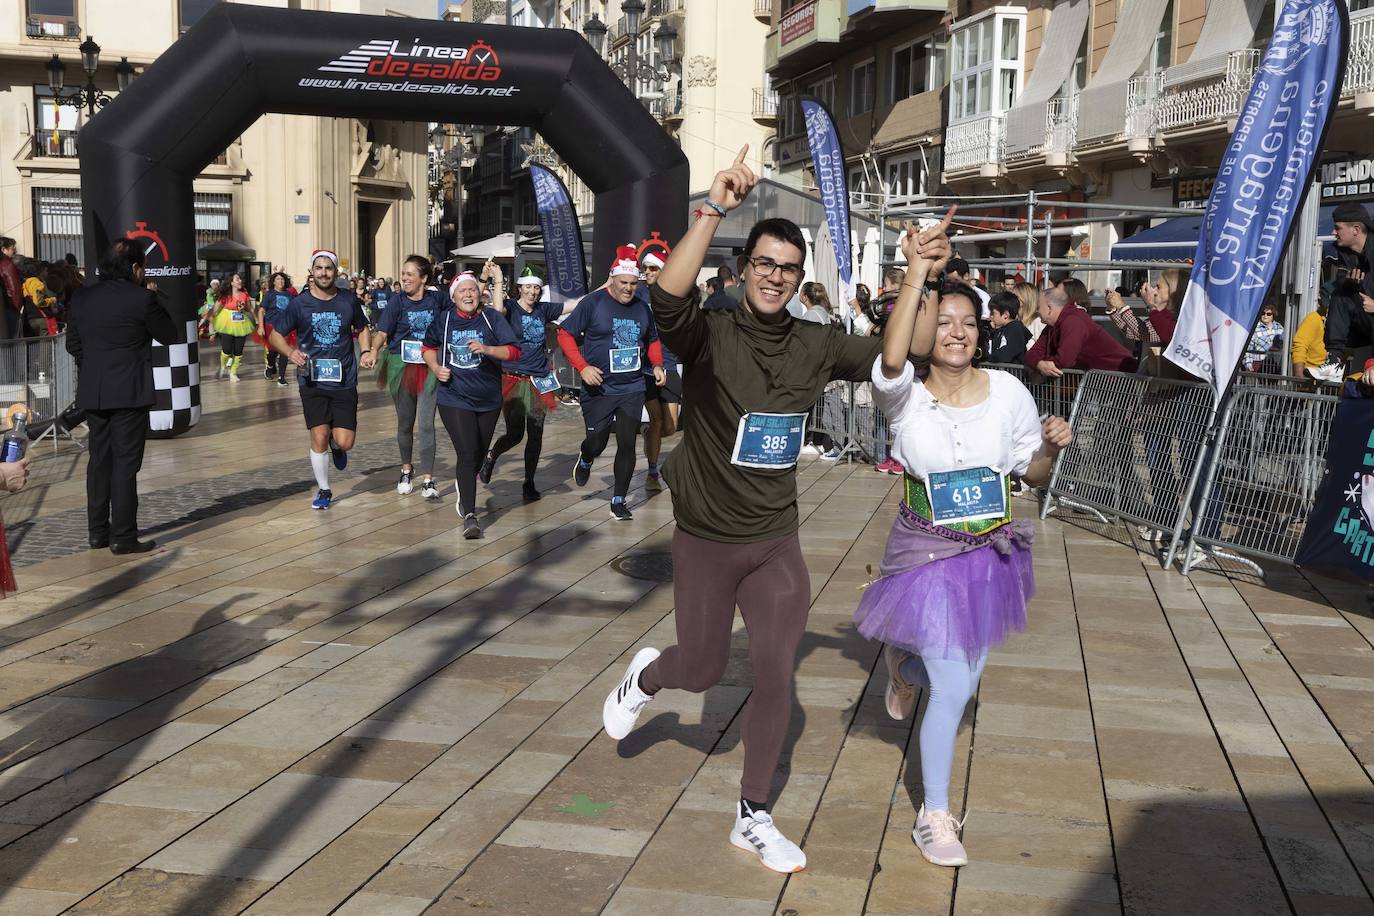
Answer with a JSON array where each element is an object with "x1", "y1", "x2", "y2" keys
[
  {"x1": 886, "y1": 459, "x2": 905, "y2": 476},
  {"x1": 913, "y1": 805, "x2": 968, "y2": 867},
  {"x1": 883, "y1": 644, "x2": 916, "y2": 720},
  {"x1": 873, "y1": 458, "x2": 894, "y2": 474}
]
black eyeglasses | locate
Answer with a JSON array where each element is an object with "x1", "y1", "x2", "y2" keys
[{"x1": 745, "y1": 256, "x2": 802, "y2": 282}]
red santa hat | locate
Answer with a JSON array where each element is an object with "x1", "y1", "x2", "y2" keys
[
  {"x1": 449, "y1": 271, "x2": 480, "y2": 299},
  {"x1": 641, "y1": 251, "x2": 666, "y2": 270},
  {"x1": 310, "y1": 249, "x2": 339, "y2": 269},
  {"x1": 609, "y1": 244, "x2": 640, "y2": 278}
]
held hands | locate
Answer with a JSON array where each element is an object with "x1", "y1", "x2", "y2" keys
[
  {"x1": 480, "y1": 259, "x2": 502, "y2": 282},
  {"x1": 1040, "y1": 416, "x2": 1072, "y2": 453},
  {"x1": 653, "y1": 366, "x2": 667, "y2": 386},
  {"x1": 0, "y1": 456, "x2": 31, "y2": 493},
  {"x1": 1105, "y1": 290, "x2": 1124, "y2": 313},
  {"x1": 580, "y1": 366, "x2": 604, "y2": 387},
  {"x1": 898, "y1": 206, "x2": 956, "y2": 276},
  {"x1": 707, "y1": 146, "x2": 757, "y2": 214},
  {"x1": 360, "y1": 350, "x2": 377, "y2": 370}
]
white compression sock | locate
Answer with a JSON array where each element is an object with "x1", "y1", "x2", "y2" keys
[{"x1": 309, "y1": 450, "x2": 330, "y2": 490}]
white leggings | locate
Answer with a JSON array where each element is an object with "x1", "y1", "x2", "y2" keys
[{"x1": 901, "y1": 650, "x2": 989, "y2": 811}]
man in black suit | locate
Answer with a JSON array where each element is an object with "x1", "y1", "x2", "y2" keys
[{"x1": 65, "y1": 238, "x2": 177, "y2": 554}]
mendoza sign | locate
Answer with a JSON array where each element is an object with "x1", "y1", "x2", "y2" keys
[{"x1": 1164, "y1": 0, "x2": 1348, "y2": 400}]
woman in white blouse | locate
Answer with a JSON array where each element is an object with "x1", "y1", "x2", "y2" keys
[{"x1": 854, "y1": 227, "x2": 1072, "y2": 870}]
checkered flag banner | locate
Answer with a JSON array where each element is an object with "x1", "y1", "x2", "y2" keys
[{"x1": 150, "y1": 318, "x2": 201, "y2": 434}]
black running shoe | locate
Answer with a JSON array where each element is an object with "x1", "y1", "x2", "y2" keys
[
  {"x1": 523, "y1": 481, "x2": 541, "y2": 501},
  {"x1": 478, "y1": 451, "x2": 496, "y2": 485},
  {"x1": 572, "y1": 456, "x2": 591, "y2": 488},
  {"x1": 610, "y1": 501, "x2": 633, "y2": 521},
  {"x1": 462, "y1": 513, "x2": 482, "y2": 539}
]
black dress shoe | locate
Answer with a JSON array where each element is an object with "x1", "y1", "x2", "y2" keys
[
  {"x1": 110, "y1": 539, "x2": 156, "y2": 555},
  {"x1": 89, "y1": 535, "x2": 110, "y2": 550}
]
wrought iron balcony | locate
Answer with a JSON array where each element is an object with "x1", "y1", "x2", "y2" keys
[
  {"x1": 32, "y1": 129, "x2": 77, "y2": 158},
  {"x1": 754, "y1": 0, "x2": 773, "y2": 21},
  {"x1": 752, "y1": 88, "x2": 778, "y2": 122},
  {"x1": 943, "y1": 114, "x2": 1004, "y2": 175}
]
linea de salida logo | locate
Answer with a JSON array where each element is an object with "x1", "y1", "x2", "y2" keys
[{"x1": 311, "y1": 37, "x2": 507, "y2": 86}]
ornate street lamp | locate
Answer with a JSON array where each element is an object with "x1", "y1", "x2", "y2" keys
[
  {"x1": 45, "y1": 37, "x2": 135, "y2": 117},
  {"x1": 582, "y1": 8, "x2": 679, "y2": 115}
]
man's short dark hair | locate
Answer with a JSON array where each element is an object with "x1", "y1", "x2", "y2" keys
[
  {"x1": 705, "y1": 277, "x2": 721, "y2": 294},
  {"x1": 989, "y1": 291, "x2": 1020, "y2": 318},
  {"x1": 716, "y1": 264, "x2": 735, "y2": 282},
  {"x1": 947, "y1": 257, "x2": 970, "y2": 277},
  {"x1": 98, "y1": 238, "x2": 146, "y2": 282},
  {"x1": 64, "y1": 252, "x2": 78, "y2": 267},
  {"x1": 0, "y1": 237, "x2": 15, "y2": 251},
  {"x1": 742, "y1": 218, "x2": 806, "y2": 264}
]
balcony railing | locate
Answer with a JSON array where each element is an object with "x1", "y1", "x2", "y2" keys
[
  {"x1": 943, "y1": 115, "x2": 1004, "y2": 174},
  {"x1": 26, "y1": 17, "x2": 80, "y2": 39},
  {"x1": 752, "y1": 87, "x2": 778, "y2": 120},
  {"x1": 754, "y1": 0, "x2": 773, "y2": 20},
  {"x1": 32, "y1": 129, "x2": 77, "y2": 158},
  {"x1": 1348, "y1": 8, "x2": 1374, "y2": 95},
  {"x1": 1152, "y1": 49, "x2": 1260, "y2": 133},
  {"x1": 1044, "y1": 96, "x2": 1078, "y2": 162}
]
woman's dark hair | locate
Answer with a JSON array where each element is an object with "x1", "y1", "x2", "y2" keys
[
  {"x1": 743, "y1": 217, "x2": 807, "y2": 263},
  {"x1": 270, "y1": 270, "x2": 292, "y2": 290},
  {"x1": 940, "y1": 283, "x2": 983, "y2": 315},
  {"x1": 1060, "y1": 277, "x2": 1090, "y2": 309},
  {"x1": 97, "y1": 238, "x2": 145, "y2": 282},
  {"x1": 215, "y1": 273, "x2": 241, "y2": 302},
  {"x1": 988, "y1": 290, "x2": 1020, "y2": 318},
  {"x1": 403, "y1": 254, "x2": 433, "y2": 281},
  {"x1": 854, "y1": 283, "x2": 871, "y2": 307}
]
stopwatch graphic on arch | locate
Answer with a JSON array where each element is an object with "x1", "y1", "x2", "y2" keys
[{"x1": 127, "y1": 221, "x2": 170, "y2": 265}]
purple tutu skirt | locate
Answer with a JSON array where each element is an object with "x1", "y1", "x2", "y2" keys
[{"x1": 854, "y1": 507, "x2": 1034, "y2": 660}]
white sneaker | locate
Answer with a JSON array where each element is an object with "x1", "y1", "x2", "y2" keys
[
  {"x1": 884, "y1": 644, "x2": 917, "y2": 720},
  {"x1": 396, "y1": 469, "x2": 414, "y2": 495},
  {"x1": 730, "y1": 801, "x2": 807, "y2": 873},
  {"x1": 421, "y1": 479, "x2": 440, "y2": 500},
  {"x1": 913, "y1": 804, "x2": 968, "y2": 867},
  {"x1": 799, "y1": 444, "x2": 821, "y2": 458},
  {"x1": 602, "y1": 647, "x2": 660, "y2": 740}
]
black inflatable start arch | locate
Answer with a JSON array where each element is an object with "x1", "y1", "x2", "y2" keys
[{"x1": 78, "y1": 5, "x2": 688, "y2": 434}]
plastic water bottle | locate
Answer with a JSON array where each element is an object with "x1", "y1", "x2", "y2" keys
[{"x1": 3, "y1": 412, "x2": 28, "y2": 463}]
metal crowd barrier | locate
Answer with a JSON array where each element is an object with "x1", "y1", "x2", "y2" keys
[
  {"x1": 1039, "y1": 369, "x2": 1217, "y2": 546},
  {"x1": 1179, "y1": 383, "x2": 1339, "y2": 574},
  {"x1": 983, "y1": 363, "x2": 1085, "y2": 419},
  {"x1": 0, "y1": 330, "x2": 78, "y2": 449}
]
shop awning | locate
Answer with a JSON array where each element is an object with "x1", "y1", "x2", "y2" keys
[
  {"x1": 198, "y1": 238, "x2": 256, "y2": 261},
  {"x1": 1004, "y1": 0, "x2": 1092, "y2": 155},
  {"x1": 1111, "y1": 206, "x2": 1338, "y2": 262}
]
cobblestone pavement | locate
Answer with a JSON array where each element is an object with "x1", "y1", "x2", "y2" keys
[{"x1": 0, "y1": 371, "x2": 1368, "y2": 914}]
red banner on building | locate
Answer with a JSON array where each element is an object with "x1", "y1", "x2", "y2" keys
[{"x1": 781, "y1": 0, "x2": 817, "y2": 45}]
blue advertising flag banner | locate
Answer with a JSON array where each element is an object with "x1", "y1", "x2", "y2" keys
[
  {"x1": 1164, "y1": 0, "x2": 1348, "y2": 400},
  {"x1": 530, "y1": 163, "x2": 588, "y2": 302},
  {"x1": 800, "y1": 99, "x2": 853, "y2": 299}
]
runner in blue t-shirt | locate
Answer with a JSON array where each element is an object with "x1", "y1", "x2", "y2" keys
[
  {"x1": 422, "y1": 267, "x2": 519, "y2": 540},
  {"x1": 266, "y1": 249, "x2": 374, "y2": 510},
  {"x1": 367, "y1": 254, "x2": 446, "y2": 501},
  {"x1": 479, "y1": 267, "x2": 579, "y2": 502},
  {"x1": 556, "y1": 246, "x2": 665, "y2": 521},
  {"x1": 258, "y1": 271, "x2": 296, "y2": 386}
]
